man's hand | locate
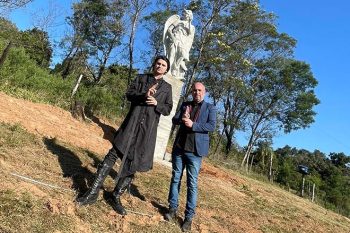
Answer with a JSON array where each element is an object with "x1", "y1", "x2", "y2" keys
[
  {"x1": 181, "y1": 106, "x2": 190, "y2": 119},
  {"x1": 182, "y1": 112, "x2": 190, "y2": 120},
  {"x1": 146, "y1": 96, "x2": 157, "y2": 106},
  {"x1": 182, "y1": 118, "x2": 193, "y2": 128},
  {"x1": 146, "y1": 83, "x2": 158, "y2": 97}
]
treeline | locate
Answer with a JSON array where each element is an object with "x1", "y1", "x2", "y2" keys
[
  {"x1": 0, "y1": 0, "x2": 348, "y2": 217},
  {"x1": 0, "y1": 14, "x2": 130, "y2": 119},
  {"x1": 243, "y1": 144, "x2": 350, "y2": 217}
]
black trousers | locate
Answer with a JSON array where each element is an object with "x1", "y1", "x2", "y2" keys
[{"x1": 103, "y1": 147, "x2": 134, "y2": 178}]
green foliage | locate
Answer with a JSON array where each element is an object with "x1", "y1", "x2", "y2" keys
[
  {"x1": 0, "y1": 41, "x2": 73, "y2": 109},
  {"x1": 142, "y1": 9, "x2": 176, "y2": 62},
  {"x1": 0, "y1": 123, "x2": 39, "y2": 148},
  {"x1": 0, "y1": 0, "x2": 33, "y2": 10},
  {"x1": 211, "y1": 142, "x2": 349, "y2": 218},
  {"x1": 273, "y1": 146, "x2": 350, "y2": 217},
  {"x1": 20, "y1": 28, "x2": 53, "y2": 69},
  {"x1": 64, "y1": 0, "x2": 127, "y2": 81},
  {"x1": 0, "y1": 37, "x2": 129, "y2": 120},
  {"x1": 0, "y1": 0, "x2": 347, "y2": 220},
  {"x1": 0, "y1": 17, "x2": 20, "y2": 41},
  {"x1": 75, "y1": 64, "x2": 130, "y2": 119}
]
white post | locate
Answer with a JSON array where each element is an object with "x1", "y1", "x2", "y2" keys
[
  {"x1": 301, "y1": 176, "x2": 305, "y2": 197},
  {"x1": 269, "y1": 153, "x2": 273, "y2": 182},
  {"x1": 311, "y1": 183, "x2": 315, "y2": 202}
]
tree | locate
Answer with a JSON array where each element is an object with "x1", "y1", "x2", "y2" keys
[
  {"x1": 0, "y1": 17, "x2": 19, "y2": 68},
  {"x1": 142, "y1": 9, "x2": 175, "y2": 68},
  {"x1": 276, "y1": 156, "x2": 299, "y2": 190},
  {"x1": 273, "y1": 146, "x2": 350, "y2": 216},
  {"x1": 241, "y1": 58, "x2": 320, "y2": 168},
  {"x1": 0, "y1": 41, "x2": 12, "y2": 68},
  {"x1": 330, "y1": 152, "x2": 350, "y2": 167},
  {"x1": 126, "y1": 0, "x2": 150, "y2": 85},
  {"x1": 62, "y1": 0, "x2": 126, "y2": 82},
  {"x1": 254, "y1": 141, "x2": 274, "y2": 174},
  {"x1": 20, "y1": 28, "x2": 52, "y2": 68},
  {"x1": 0, "y1": 0, "x2": 32, "y2": 9},
  {"x1": 0, "y1": 18, "x2": 52, "y2": 69},
  {"x1": 184, "y1": 0, "x2": 234, "y2": 98},
  {"x1": 202, "y1": 1, "x2": 284, "y2": 155}
]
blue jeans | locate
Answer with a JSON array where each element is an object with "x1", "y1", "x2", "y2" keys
[{"x1": 168, "y1": 147, "x2": 203, "y2": 220}]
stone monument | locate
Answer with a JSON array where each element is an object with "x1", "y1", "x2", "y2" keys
[
  {"x1": 163, "y1": 9, "x2": 195, "y2": 80},
  {"x1": 154, "y1": 9, "x2": 195, "y2": 162}
]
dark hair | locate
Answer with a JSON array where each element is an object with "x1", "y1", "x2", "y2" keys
[{"x1": 152, "y1": 55, "x2": 170, "y2": 72}]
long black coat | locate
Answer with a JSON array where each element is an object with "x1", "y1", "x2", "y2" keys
[{"x1": 113, "y1": 74, "x2": 173, "y2": 176}]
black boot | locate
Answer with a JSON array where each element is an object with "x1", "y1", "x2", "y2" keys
[
  {"x1": 181, "y1": 218, "x2": 192, "y2": 232},
  {"x1": 164, "y1": 208, "x2": 177, "y2": 222},
  {"x1": 111, "y1": 175, "x2": 133, "y2": 215},
  {"x1": 76, "y1": 160, "x2": 113, "y2": 205}
]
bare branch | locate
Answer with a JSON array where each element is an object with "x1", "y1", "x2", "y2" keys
[{"x1": 0, "y1": 0, "x2": 33, "y2": 9}]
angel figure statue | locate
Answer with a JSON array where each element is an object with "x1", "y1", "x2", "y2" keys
[{"x1": 163, "y1": 9, "x2": 195, "y2": 79}]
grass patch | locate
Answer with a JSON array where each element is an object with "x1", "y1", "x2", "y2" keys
[
  {"x1": 0, "y1": 122, "x2": 350, "y2": 232},
  {"x1": 0, "y1": 123, "x2": 39, "y2": 148},
  {"x1": 0, "y1": 190, "x2": 74, "y2": 233}
]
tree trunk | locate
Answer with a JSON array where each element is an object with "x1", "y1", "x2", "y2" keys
[
  {"x1": 128, "y1": 11, "x2": 139, "y2": 86},
  {"x1": 212, "y1": 126, "x2": 226, "y2": 159},
  {"x1": 61, "y1": 47, "x2": 79, "y2": 79},
  {"x1": 224, "y1": 125, "x2": 234, "y2": 155},
  {"x1": 249, "y1": 153, "x2": 256, "y2": 172},
  {"x1": 0, "y1": 41, "x2": 12, "y2": 69},
  {"x1": 244, "y1": 145, "x2": 253, "y2": 171},
  {"x1": 241, "y1": 135, "x2": 254, "y2": 168}
]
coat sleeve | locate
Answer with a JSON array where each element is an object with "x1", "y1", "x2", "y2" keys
[
  {"x1": 126, "y1": 75, "x2": 147, "y2": 104},
  {"x1": 172, "y1": 103, "x2": 185, "y2": 125},
  {"x1": 192, "y1": 104, "x2": 217, "y2": 133},
  {"x1": 155, "y1": 84, "x2": 173, "y2": 116}
]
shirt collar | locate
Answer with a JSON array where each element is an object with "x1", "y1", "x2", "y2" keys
[{"x1": 192, "y1": 100, "x2": 203, "y2": 106}]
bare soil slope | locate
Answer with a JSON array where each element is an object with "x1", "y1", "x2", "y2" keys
[
  {"x1": 1, "y1": 92, "x2": 350, "y2": 233},
  {"x1": 0, "y1": 92, "x2": 113, "y2": 155}
]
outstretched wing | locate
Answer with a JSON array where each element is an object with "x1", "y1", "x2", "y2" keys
[{"x1": 163, "y1": 14, "x2": 180, "y2": 56}]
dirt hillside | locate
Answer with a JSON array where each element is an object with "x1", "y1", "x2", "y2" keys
[
  {"x1": 1, "y1": 91, "x2": 350, "y2": 233},
  {"x1": 0, "y1": 92, "x2": 113, "y2": 155}
]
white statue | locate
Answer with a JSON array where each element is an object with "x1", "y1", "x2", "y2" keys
[{"x1": 163, "y1": 9, "x2": 195, "y2": 79}]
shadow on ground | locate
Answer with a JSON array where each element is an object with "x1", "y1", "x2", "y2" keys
[
  {"x1": 44, "y1": 137, "x2": 147, "y2": 206},
  {"x1": 91, "y1": 116, "x2": 116, "y2": 143}
]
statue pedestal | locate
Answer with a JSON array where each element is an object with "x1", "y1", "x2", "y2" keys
[{"x1": 154, "y1": 74, "x2": 183, "y2": 162}]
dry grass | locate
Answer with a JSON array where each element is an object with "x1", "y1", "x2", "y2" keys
[{"x1": 1, "y1": 122, "x2": 350, "y2": 233}]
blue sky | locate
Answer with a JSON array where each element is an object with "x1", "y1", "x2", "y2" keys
[
  {"x1": 7, "y1": 0, "x2": 350, "y2": 156},
  {"x1": 259, "y1": 0, "x2": 350, "y2": 155}
]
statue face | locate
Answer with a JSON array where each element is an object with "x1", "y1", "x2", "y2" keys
[{"x1": 183, "y1": 10, "x2": 192, "y2": 21}]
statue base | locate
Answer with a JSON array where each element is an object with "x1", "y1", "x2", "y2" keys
[{"x1": 154, "y1": 73, "x2": 183, "y2": 162}]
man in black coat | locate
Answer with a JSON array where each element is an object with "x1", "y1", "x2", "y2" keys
[{"x1": 76, "y1": 55, "x2": 173, "y2": 215}]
